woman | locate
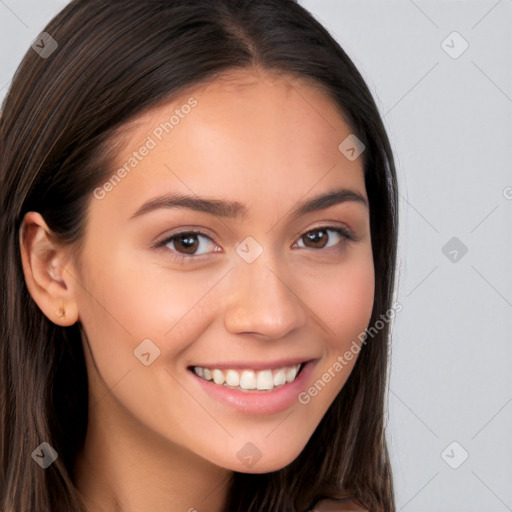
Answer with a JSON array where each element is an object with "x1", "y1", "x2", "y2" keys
[{"x1": 0, "y1": 1, "x2": 399, "y2": 511}]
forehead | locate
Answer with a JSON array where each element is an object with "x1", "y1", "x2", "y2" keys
[{"x1": 91, "y1": 67, "x2": 366, "y2": 224}]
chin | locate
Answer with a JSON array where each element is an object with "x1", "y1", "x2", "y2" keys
[{"x1": 216, "y1": 441, "x2": 309, "y2": 474}]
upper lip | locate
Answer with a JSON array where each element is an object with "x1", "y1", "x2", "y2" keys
[{"x1": 188, "y1": 357, "x2": 317, "y2": 371}]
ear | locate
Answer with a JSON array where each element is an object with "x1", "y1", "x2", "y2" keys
[{"x1": 19, "y1": 211, "x2": 79, "y2": 326}]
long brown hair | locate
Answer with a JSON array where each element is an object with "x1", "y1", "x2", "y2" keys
[{"x1": 0, "y1": 1, "x2": 399, "y2": 511}]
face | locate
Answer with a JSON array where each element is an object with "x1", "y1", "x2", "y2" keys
[{"x1": 70, "y1": 68, "x2": 374, "y2": 473}]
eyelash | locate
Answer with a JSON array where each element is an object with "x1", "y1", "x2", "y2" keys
[{"x1": 153, "y1": 226, "x2": 358, "y2": 262}]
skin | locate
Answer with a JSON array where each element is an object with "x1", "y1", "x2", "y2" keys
[{"x1": 20, "y1": 67, "x2": 374, "y2": 512}]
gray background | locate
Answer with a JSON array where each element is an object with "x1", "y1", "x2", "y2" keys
[{"x1": 1, "y1": 1, "x2": 511, "y2": 510}]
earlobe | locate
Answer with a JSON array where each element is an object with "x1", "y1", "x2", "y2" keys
[{"x1": 19, "y1": 211, "x2": 79, "y2": 327}]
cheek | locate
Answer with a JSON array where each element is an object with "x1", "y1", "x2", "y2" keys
[
  {"x1": 75, "y1": 251, "x2": 219, "y2": 360},
  {"x1": 305, "y1": 253, "x2": 375, "y2": 348},
  {"x1": 285, "y1": 256, "x2": 374, "y2": 443}
]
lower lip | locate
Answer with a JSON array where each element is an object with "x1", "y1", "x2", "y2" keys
[{"x1": 188, "y1": 360, "x2": 318, "y2": 415}]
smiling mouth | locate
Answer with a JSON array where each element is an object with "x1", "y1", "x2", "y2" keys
[{"x1": 188, "y1": 362, "x2": 307, "y2": 392}]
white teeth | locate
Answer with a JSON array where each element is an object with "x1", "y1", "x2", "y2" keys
[
  {"x1": 286, "y1": 366, "x2": 298, "y2": 383},
  {"x1": 256, "y1": 370, "x2": 273, "y2": 390},
  {"x1": 192, "y1": 363, "x2": 303, "y2": 391},
  {"x1": 273, "y1": 369, "x2": 287, "y2": 386},
  {"x1": 212, "y1": 369, "x2": 225, "y2": 385},
  {"x1": 239, "y1": 370, "x2": 257, "y2": 390},
  {"x1": 225, "y1": 369, "x2": 240, "y2": 387}
]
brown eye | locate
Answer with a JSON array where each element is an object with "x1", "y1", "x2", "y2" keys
[
  {"x1": 173, "y1": 233, "x2": 200, "y2": 254},
  {"x1": 160, "y1": 231, "x2": 215, "y2": 256},
  {"x1": 296, "y1": 227, "x2": 353, "y2": 250},
  {"x1": 302, "y1": 229, "x2": 329, "y2": 249}
]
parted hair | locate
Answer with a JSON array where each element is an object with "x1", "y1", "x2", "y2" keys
[{"x1": 0, "y1": 1, "x2": 398, "y2": 511}]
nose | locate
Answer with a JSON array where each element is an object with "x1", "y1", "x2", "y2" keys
[{"x1": 223, "y1": 253, "x2": 307, "y2": 339}]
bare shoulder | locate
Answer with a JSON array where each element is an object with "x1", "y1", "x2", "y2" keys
[{"x1": 310, "y1": 497, "x2": 369, "y2": 511}]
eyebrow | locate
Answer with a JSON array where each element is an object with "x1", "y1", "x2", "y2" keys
[{"x1": 129, "y1": 187, "x2": 368, "y2": 221}]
